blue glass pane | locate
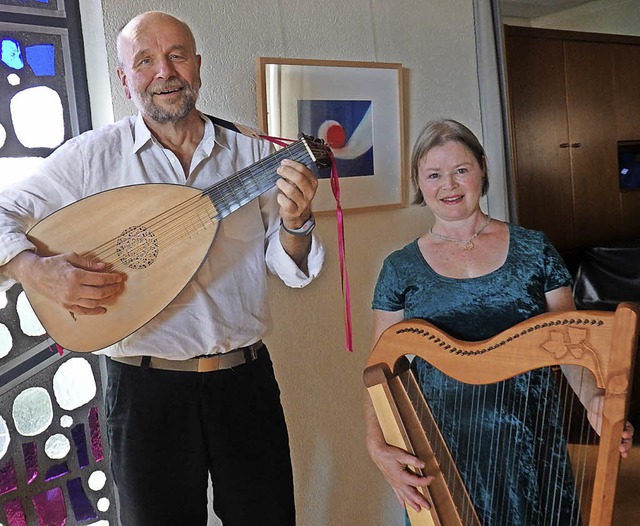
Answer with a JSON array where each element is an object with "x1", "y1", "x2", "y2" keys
[
  {"x1": 0, "y1": 28, "x2": 72, "y2": 157},
  {"x1": 0, "y1": 38, "x2": 24, "y2": 70},
  {"x1": 0, "y1": 0, "x2": 58, "y2": 14},
  {"x1": 25, "y1": 44, "x2": 54, "y2": 76}
]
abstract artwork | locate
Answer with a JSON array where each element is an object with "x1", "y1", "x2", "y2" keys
[
  {"x1": 0, "y1": 285, "x2": 118, "y2": 525},
  {"x1": 0, "y1": 21, "x2": 79, "y2": 191},
  {"x1": 0, "y1": 3, "x2": 110, "y2": 523},
  {"x1": 296, "y1": 99, "x2": 374, "y2": 179},
  {"x1": 257, "y1": 57, "x2": 406, "y2": 213}
]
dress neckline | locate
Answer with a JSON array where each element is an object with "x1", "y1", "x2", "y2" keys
[{"x1": 414, "y1": 223, "x2": 513, "y2": 281}]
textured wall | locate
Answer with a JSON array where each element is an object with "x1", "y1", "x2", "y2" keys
[{"x1": 86, "y1": 1, "x2": 481, "y2": 524}]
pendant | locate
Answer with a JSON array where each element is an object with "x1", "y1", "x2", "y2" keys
[{"x1": 463, "y1": 240, "x2": 474, "y2": 251}]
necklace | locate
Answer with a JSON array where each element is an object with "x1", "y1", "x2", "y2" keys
[{"x1": 429, "y1": 215, "x2": 492, "y2": 251}]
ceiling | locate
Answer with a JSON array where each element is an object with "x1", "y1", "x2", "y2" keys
[{"x1": 500, "y1": 0, "x2": 596, "y2": 19}]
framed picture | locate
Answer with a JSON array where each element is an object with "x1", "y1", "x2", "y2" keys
[
  {"x1": 0, "y1": 0, "x2": 65, "y2": 17},
  {"x1": 256, "y1": 58, "x2": 406, "y2": 213}
]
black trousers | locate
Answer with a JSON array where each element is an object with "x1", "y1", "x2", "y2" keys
[{"x1": 105, "y1": 346, "x2": 295, "y2": 526}]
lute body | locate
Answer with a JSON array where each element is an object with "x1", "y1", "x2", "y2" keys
[{"x1": 24, "y1": 135, "x2": 330, "y2": 352}]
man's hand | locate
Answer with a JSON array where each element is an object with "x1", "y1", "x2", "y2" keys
[
  {"x1": 5, "y1": 250, "x2": 124, "y2": 316},
  {"x1": 275, "y1": 159, "x2": 318, "y2": 230},
  {"x1": 275, "y1": 159, "x2": 318, "y2": 271}
]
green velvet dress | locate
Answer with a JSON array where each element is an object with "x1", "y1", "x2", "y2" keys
[{"x1": 372, "y1": 223, "x2": 581, "y2": 526}]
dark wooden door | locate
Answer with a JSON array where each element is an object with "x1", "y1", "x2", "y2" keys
[
  {"x1": 505, "y1": 26, "x2": 640, "y2": 252},
  {"x1": 505, "y1": 33, "x2": 575, "y2": 250}
]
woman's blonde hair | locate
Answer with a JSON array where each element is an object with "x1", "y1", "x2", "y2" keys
[{"x1": 410, "y1": 119, "x2": 489, "y2": 206}]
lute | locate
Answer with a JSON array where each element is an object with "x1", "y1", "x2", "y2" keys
[{"x1": 24, "y1": 134, "x2": 331, "y2": 352}]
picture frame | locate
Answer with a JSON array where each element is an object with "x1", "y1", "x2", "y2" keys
[{"x1": 256, "y1": 58, "x2": 406, "y2": 214}]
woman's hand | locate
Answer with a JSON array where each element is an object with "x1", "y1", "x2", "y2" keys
[
  {"x1": 366, "y1": 436, "x2": 434, "y2": 511},
  {"x1": 365, "y1": 310, "x2": 434, "y2": 511},
  {"x1": 620, "y1": 421, "x2": 634, "y2": 458},
  {"x1": 588, "y1": 394, "x2": 634, "y2": 458}
]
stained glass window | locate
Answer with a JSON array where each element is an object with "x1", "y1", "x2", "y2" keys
[
  {"x1": 0, "y1": 1, "x2": 64, "y2": 19},
  {"x1": 0, "y1": 2, "x2": 117, "y2": 524},
  {"x1": 0, "y1": 21, "x2": 79, "y2": 190}
]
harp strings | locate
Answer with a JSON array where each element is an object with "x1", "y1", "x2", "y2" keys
[{"x1": 406, "y1": 364, "x2": 599, "y2": 525}]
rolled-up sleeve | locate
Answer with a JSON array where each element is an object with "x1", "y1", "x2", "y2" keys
[{"x1": 265, "y1": 231, "x2": 324, "y2": 288}]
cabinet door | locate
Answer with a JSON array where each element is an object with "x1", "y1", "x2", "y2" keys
[
  {"x1": 506, "y1": 35, "x2": 575, "y2": 250},
  {"x1": 564, "y1": 40, "x2": 622, "y2": 248}
]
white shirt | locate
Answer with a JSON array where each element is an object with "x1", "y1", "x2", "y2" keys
[{"x1": 0, "y1": 113, "x2": 324, "y2": 358}]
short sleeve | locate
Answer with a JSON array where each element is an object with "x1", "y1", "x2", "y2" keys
[
  {"x1": 371, "y1": 257, "x2": 405, "y2": 311},
  {"x1": 542, "y1": 235, "x2": 572, "y2": 292}
]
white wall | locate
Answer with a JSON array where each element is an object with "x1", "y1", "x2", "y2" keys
[{"x1": 84, "y1": 1, "x2": 482, "y2": 525}]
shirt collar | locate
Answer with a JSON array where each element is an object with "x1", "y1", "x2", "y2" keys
[
  {"x1": 133, "y1": 113, "x2": 153, "y2": 153},
  {"x1": 132, "y1": 111, "x2": 219, "y2": 156}
]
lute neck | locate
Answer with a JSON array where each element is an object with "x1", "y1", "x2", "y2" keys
[{"x1": 203, "y1": 139, "x2": 314, "y2": 220}]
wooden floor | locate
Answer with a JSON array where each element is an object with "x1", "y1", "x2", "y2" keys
[{"x1": 613, "y1": 445, "x2": 640, "y2": 524}]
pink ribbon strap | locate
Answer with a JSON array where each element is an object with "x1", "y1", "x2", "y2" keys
[
  {"x1": 327, "y1": 150, "x2": 353, "y2": 352},
  {"x1": 261, "y1": 134, "x2": 353, "y2": 352}
]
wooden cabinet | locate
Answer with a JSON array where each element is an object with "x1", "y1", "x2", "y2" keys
[
  {"x1": 505, "y1": 26, "x2": 640, "y2": 252},
  {"x1": 614, "y1": 43, "x2": 640, "y2": 239}
]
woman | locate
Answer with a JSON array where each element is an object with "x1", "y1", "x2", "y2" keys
[{"x1": 364, "y1": 119, "x2": 634, "y2": 525}]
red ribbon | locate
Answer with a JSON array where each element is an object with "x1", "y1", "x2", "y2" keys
[
  {"x1": 261, "y1": 134, "x2": 353, "y2": 352},
  {"x1": 327, "y1": 150, "x2": 353, "y2": 352}
]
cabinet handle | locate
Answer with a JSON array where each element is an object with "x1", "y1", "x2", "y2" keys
[
  {"x1": 571, "y1": 143, "x2": 581, "y2": 148},
  {"x1": 559, "y1": 143, "x2": 570, "y2": 148}
]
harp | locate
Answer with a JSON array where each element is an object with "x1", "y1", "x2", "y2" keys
[{"x1": 364, "y1": 302, "x2": 639, "y2": 526}]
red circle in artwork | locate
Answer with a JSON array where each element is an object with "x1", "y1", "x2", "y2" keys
[{"x1": 325, "y1": 124, "x2": 347, "y2": 149}]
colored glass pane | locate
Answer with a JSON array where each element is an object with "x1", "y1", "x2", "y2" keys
[
  {"x1": 0, "y1": 39, "x2": 23, "y2": 69},
  {"x1": 25, "y1": 44, "x2": 54, "y2": 75}
]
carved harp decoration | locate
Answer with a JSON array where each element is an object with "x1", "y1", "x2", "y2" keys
[{"x1": 364, "y1": 303, "x2": 639, "y2": 526}]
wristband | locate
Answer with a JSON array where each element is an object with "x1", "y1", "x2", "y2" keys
[{"x1": 280, "y1": 215, "x2": 316, "y2": 236}]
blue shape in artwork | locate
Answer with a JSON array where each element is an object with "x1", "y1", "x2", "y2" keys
[
  {"x1": 297, "y1": 99, "x2": 374, "y2": 178},
  {"x1": 35, "y1": 0, "x2": 50, "y2": 3},
  {"x1": 45, "y1": 462, "x2": 70, "y2": 481},
  {"x1": 26, "y1": 44, "x2": 55, "y2": 76},
  {"x1": 1, "y1": 39, "x2": 24, "y2": 70},
  {"x1": 67, "y1": 477, "x2": 97, "y2": 521},
  {"x1": 71, "y1": 423, "x2": 89, "y2": 468}
]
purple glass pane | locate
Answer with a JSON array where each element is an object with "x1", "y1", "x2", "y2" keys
[
  {"x1": 71, "y1": 423, "x2": 89, "y2": 468},
  {"x1": 22, "y1": 442, "x2": 38, "y2": 484},
  {"x1": 0, "y1": 458, "x2": 18, "y2": 496},
  {"x1": 44, "y1": 462, "x2": 69, "y2": 481},
  {"x1": 88, "y1": 406, "x2": 104, "y2": 462},
  {"x1": 32, "y1": 487, "x2": 66, "y2": 526},
  {"x1": 66, "y1": 477, "x2": 97, "y2": 522},
  {"x1": 3, "y1": 498, "x2": 27, "y2": 526}
]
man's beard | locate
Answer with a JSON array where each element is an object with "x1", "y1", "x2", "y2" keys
[{"x1": 133, "y1": 79, "x2": 200, "y2": 124}]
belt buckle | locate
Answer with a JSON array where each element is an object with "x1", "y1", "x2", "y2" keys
[{"x1": 197, "y1": 355, "x2": 222, "y2": 373}]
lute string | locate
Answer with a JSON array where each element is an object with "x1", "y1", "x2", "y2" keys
[{"x1": 82, "y1": 140, "x2": 311, "y2": 271}]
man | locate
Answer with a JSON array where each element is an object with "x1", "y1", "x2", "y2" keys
[{"x1": 0, "y1": 11, "x2": 324, "y2": 526}]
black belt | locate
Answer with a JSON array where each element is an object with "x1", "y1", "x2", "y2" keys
[{"x1": 109, "y1": 340, "x2": 264, "y2": 372}]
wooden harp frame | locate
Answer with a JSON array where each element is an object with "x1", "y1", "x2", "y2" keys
[{"x1": 364, "y1": 303, "x2": 639, "y2": 526}]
